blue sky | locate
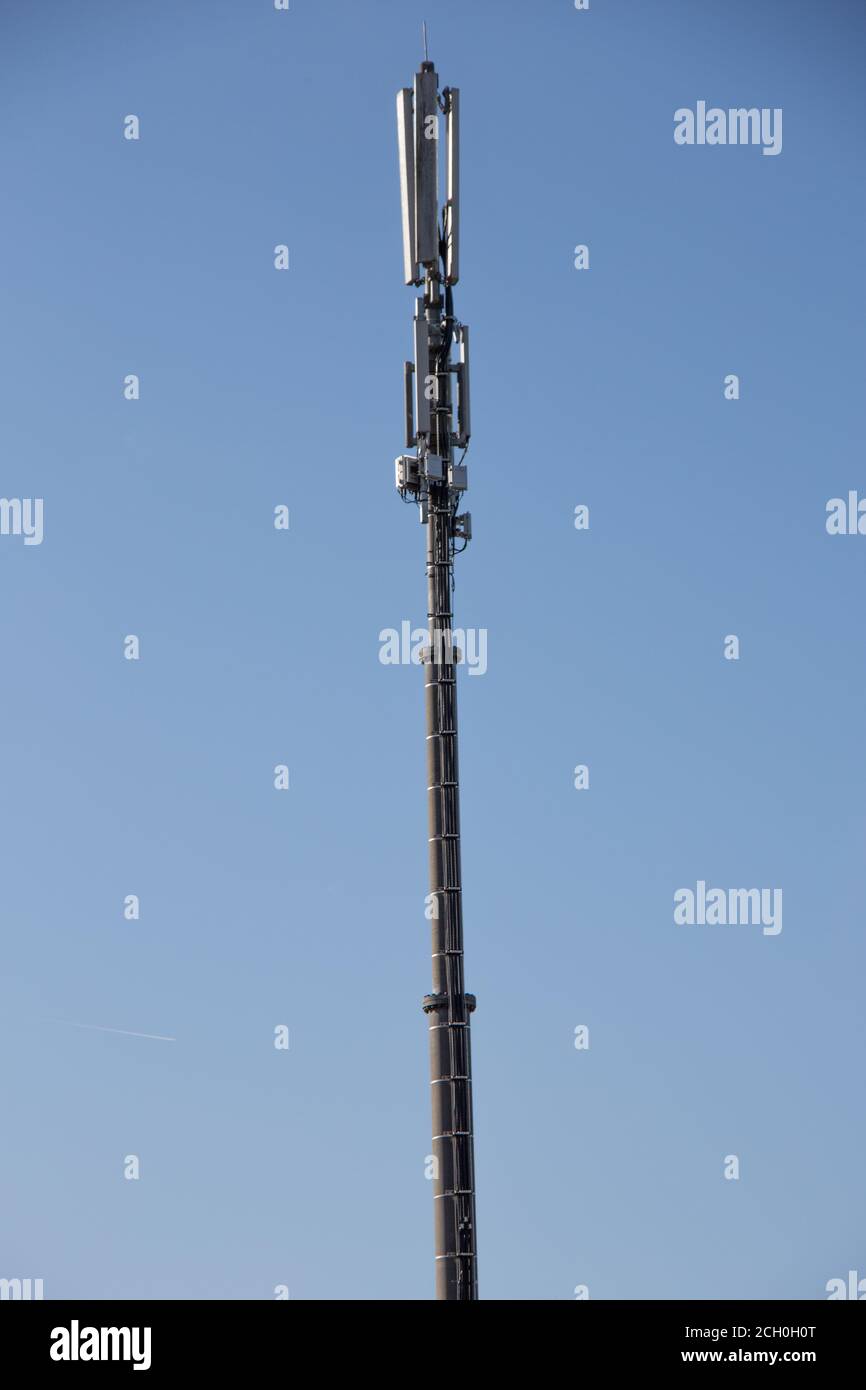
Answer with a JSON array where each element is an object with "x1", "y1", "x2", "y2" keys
[{"x1": 1, "y1": 0, "x2": 864, "y2": 1299}]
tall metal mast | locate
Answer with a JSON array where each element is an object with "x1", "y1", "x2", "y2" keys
[{"x1": 395, "y1": 50, "x2": 478, "y2": 1301}]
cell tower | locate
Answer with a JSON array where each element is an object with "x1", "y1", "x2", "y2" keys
[{"x1": 394, "y1": 43, "x2": 478, "y2": 1302}]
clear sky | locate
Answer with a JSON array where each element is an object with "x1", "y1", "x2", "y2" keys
[{"x1": 1, "y1": 0, "x2": 864, "y2": 1300}]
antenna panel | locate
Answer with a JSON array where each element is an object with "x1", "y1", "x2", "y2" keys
[
  {"x1": 403, "y1": 360, "x2": 415, "y2": 446},
  {"x1": 397, "y1": 89, "x2": 419, "y2": 284},
  {"x1": 413, "y1": 66, "x2": 439, "y2": 268},
  {"x1": 413, "y1": 312, "x2": 431, "y2": 435},
  {"x1": 455, "y1": 324, "x2": 470, "y2": 446},
  {"x1": 445, "y1": 88, "x2": 460, "y2": 285}
]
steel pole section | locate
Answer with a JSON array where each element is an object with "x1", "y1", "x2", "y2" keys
[
  {"x1": 423, "y1": 491, "x2": 478, "y2": 1301},
  {"x1": 421, "y1": 285, "x2": 478, "y2": 1302}
]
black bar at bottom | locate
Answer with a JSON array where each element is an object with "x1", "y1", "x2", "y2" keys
[{"x1": 2, "y1": 1298, "x2": 862, "y2": 1373}]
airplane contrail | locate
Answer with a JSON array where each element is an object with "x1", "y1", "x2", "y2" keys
[{"x1": 49, "y1": 1019, "x2": 176, "y2": 1042}]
